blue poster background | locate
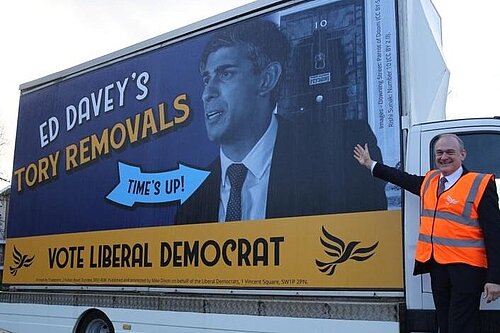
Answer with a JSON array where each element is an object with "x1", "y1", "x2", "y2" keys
[
  {"x1": 9, "y1": 0, "x2": 401, "y2": 238},
  {"x1": 11, "y1": 33, "x2": 217, "y2": 236}
]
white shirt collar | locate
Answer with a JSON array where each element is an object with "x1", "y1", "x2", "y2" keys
[
  {"x1": 441, "y1": 166, "x2": 463, "y2": 188},
  {"x1": 220, "y1": 114, "x2": 278, "y2": 185}
]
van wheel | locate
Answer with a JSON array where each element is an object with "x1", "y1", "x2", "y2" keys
[{"x1": 76, "y1": 310, "x2": 114, "y2": 333}]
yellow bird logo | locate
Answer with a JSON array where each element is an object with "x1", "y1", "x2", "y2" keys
[
  {"x1": 9, "y1": 246, "x2": 35, "y2": 276},
  {"x1": 316, "y1": 226, "x2": 378, "y2": 276}
]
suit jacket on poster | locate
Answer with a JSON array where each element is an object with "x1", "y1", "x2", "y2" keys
[
  {"x1": 175, "y1": 116, "x2": 388, "y2": 224},
  {"x1": 373, "y1": 163, "x2": 500, "y2": 283}
]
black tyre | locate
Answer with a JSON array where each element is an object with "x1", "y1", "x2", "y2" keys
[{"x1": 76, "y1": 310, "x2": 114, "y2": 333}]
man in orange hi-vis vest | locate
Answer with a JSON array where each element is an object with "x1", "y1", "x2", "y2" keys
[{"x1": 354, "y1": 133, "x2": 500, "y2": 333}]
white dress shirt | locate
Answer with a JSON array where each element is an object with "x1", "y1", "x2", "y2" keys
[
  {"x1": 441, "y1": 166, "x2": 463, "y2": 191},
  {"x1": 219, "y1": 114, "x2": 278, "y2": 222}
]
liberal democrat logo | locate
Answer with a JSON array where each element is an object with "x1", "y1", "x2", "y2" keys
[
  {"x1": 445, "y1": 195, "x2": 459, "y2": 205},
  {"x1": 316, "y1": 226, "x2": 379, "y2": 276},
  {"x1": 10, "y1": 246, "x2": 35, "y2": 276}
]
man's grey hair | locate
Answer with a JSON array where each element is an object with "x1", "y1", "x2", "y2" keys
[{"x1": 436, "y1": 133, "x2": 466, "y2": 152}]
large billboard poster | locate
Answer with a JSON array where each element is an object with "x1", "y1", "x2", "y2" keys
[{"x1": 5, "y1": 0, "x2": 403, "y2": 291}]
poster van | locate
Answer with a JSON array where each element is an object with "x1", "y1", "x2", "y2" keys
[{"x1": 5, "y1": 0, "x2": 403, "y2": 291}]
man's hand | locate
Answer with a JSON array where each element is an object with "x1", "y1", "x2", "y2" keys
[
  {"x1": 483, "y1": 283, "x2": 500, "y2": 303},
  {"x1": 353, "y1": 143, "x2": 374, "y2": 169}
]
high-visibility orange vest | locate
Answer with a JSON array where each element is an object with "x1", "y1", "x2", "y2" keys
[{"x1": 415, "y1": 170, "x2": 493, "y2": 268}]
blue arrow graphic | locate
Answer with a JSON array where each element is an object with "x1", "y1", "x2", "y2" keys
[{"x1": 106, "y1": 162, "x2": 210, "y2": 207}]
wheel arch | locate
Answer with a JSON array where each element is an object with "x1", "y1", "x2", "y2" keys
[{"x1": 74, "y1": 308, "x2": 114, "y2": 333}]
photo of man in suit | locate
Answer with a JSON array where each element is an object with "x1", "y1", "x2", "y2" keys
[{"x1": 175, "y1": 18, "x2": 387, "y2": 224}]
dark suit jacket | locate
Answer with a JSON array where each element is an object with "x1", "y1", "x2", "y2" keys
[
  {"x1": 175, "y1": 116, "x2": 387, "y2": 224},
  {"x1": 373, "y1": 163, "x2": 500, "y2": 283}
]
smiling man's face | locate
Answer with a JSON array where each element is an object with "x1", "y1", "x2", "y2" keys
[
  {"x1": 434, "y1": 135, "x2": 466, "y2": 176},
  {"x1": 200, "y1": 46, "x2": 269, "y2": 147}
]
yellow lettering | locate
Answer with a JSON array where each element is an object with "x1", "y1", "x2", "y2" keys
[
  {"x1": 79, "y1": 136, "x2": 91, "y2": 165},
  {"x1": 174, "y1": 94, "x2": 190, "y2": 124},
  {"x1": 110, "y1": 123, "x2": 126, "y2": 150},
  {"x1": 91, "y1": 129, "x2": 110, "y2": 160},
  {"x1": 25, "y1": 163, "x2": 38, "y2": 187},
  {"x1": 57, "y1": 98, "x2": 192, "y2": 175},
  {"x1": 159, "y1": 102, "x2": 174, "y2": 131},
  {"x1": 38, "y1": 157, "x2": 49, "y2": 183},
  {"x1": 13, "y1": 167, "x2": 25, "y2": 192},
  {"x1": 48, "y1": 151, "x2": 59, "y2": 178},
  {"x1": 66, "y1": 144, "x2": 78, "y2": 171},
  {"x1": 141, "y1": 108, "x2": 158, "y2": 139},
  {"x1": 125, "y1": 113, "x2": 141, "y2": 143}
]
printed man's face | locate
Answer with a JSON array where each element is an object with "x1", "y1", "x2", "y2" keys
[
  {"x1": 434, "y1": 136, "x2": 466, "y2": 176},
  {"x1": 200, "y1": 46, "x2": 263, "y2": 145}
]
